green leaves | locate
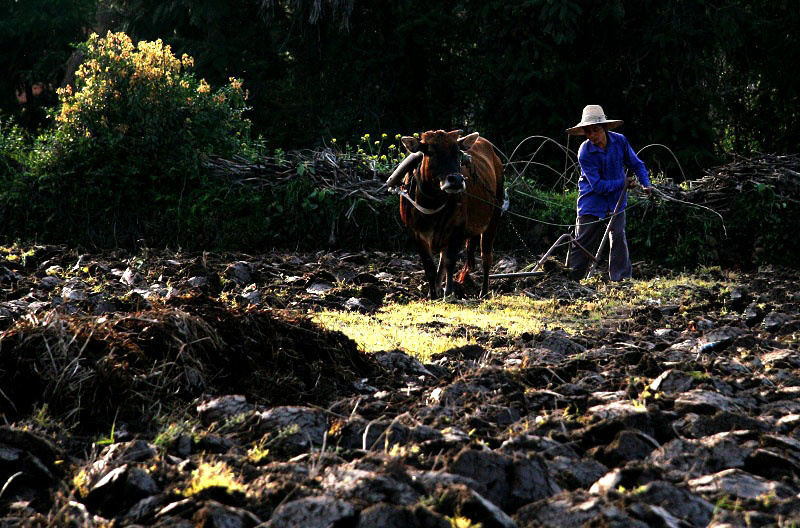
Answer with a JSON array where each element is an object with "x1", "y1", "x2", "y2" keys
[
  {"x1": 13, "y1": 32, "x2": 253, "y2": 246},
  {"x1": 296, "y1": 162, "x2": 316, "y2": 177}
]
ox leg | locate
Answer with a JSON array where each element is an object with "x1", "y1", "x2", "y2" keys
[
  {"x1": 456, "y1": 236, "x2": 478, "y2": 284},
  {"x1": 478, "y1": 203, "x2": 502, "y2": 297},
  {"x1": 415, "y1": 241, "x2": 440, "y2": 300},
  {"x1": 436, "y1": 251, "x2": 447, "y2": 290},
  {"x1": 442, "y1": 237, "x2": 463, "y2": 298},
  {"x1": 479, "y1": 232, "x2": 496, "y2": 297}
]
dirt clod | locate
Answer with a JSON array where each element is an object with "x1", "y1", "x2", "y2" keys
[{"x1": 0, "y1": 246, "x2": 798, "y2": 527}]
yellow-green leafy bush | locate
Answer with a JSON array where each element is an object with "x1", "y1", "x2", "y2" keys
[{"x1": 39, "y1": 31, "x2": 250, "y2": 246}]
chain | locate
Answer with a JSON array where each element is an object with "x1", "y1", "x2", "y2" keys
[{"x1": 504, "y1": 211, "x2": 534, "y2": 255}]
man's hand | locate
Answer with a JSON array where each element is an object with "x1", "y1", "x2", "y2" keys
[{"x1": 627, "y1": 177, "x2": 652, "y2": 197}]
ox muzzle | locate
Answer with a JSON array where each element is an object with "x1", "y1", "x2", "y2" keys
[{"x1": 441, "y1": 172, "x2": 466, "y2": 194}]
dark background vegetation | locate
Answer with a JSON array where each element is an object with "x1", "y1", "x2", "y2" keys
[{"x1": 1, "y1": 0, "x2": 799, "y2": 267}]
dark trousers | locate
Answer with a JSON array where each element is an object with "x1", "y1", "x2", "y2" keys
[{"x1": 567, "y1": 211, "x2": 632, "y2": 281}]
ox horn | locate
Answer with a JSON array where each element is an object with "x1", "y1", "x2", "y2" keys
[
  {"x1": 458, "y1": 131, "x2": 480, "y2": 150},
  {"x1": 401, "y1": 135, "x2": 421, "y2": 153},
  {"x1": 384, "y1": 151, "x2": 423, "y2": 188}
]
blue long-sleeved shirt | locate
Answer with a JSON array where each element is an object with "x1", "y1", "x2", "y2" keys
[{"x1": 576, "y1": 131, "x2": 650, "y2": 217}]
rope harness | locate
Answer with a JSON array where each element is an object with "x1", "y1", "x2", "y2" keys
[
  {"x1": 393, "y1": 177, "x2": 448, "y2": 215},
  {"x1": 389, "y1": 149, "x2": 478, "y2": 216}
]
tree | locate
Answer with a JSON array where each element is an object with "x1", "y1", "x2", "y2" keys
[
  {"x1": 36, "y1": 31, "x2": 250, "y2": 246},
  {"x1": 97, "y1": 1, "x2": 471, "y2": 146},
  {"x1": 709, "y1": 0, "x2": 800, "y2": 155},
  {"x1": 0, "y1": 0, "x2": 96, "y2": 131}
]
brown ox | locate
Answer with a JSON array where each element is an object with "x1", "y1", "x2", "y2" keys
[{"x1": 396, "y1": 129, "x2": 503, "y2": 299}]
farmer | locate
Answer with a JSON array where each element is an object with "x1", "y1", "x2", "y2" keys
[{"x1": 565, "y1": 104, "x2": 652, "y2": 281}]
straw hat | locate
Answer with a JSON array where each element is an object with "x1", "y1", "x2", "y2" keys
[{"x1": 566, "y1": 105, "x2": 623, "y2": 136}]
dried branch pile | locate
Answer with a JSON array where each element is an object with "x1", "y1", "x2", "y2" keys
[
  {"x1": 655, "y1": 153, "x2": 800, "y2": 214},
  {"x1": 0, "y1": 295, "x2": 379, "y2": 430},
  {"x1": 204, "y1": 149, "x2": 390, "y2": 206}
]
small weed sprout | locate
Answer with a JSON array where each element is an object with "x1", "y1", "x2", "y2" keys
[
  {"x1": 388, "y1": 443, "x2": 420, "y2": 459},
  {"x1": 246, "y1": 424, "x2": 302, "y2": 460},
  {"x1": 713, "y1": 495, "x2": 742, "y2": 514},
  {"x1": 95, "y1": 410, "x2": 120, "y2": 447},
  {"x1": 446, "y1": 516, "x2": 482, "y2": 528},
  {"x1": 212, "y1": 411, "x2": 250, "y2": 434},
  {"x1": 32, "y1": 404, "x2": 59, "y2": 429},
  {"x1": 182, "y1": 460, "x2": 246, "y2": 497},
  {"x1": 247, "y1": 440, "x2": 270, "y2": 464},
  {"x1": 562, "y1": 403, "x2": 582, "y2": 422},
  {"x1": 154, "y1": 421, "x2": 194, "y2": 451},
  {"x1": 72, "y1": 468, "x2": 91, "y2": 498},
  {"x1": 759, "y1": 491, "x2": 777, "y2": 510},
  {"x1": 95, "y1": 424, "x2": 116, "y2": 447}
]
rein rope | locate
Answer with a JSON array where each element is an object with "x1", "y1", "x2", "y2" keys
[
  {"x1": 396, "y1": 189, "x2": 448, "y2": 215},
  {"x1": 392, "y1": 150, "x2": 475, "y2": 216},
  {"x1": 386, "y1": 137, "x2": 724, "y2": 237},
  {"x1": 463, "y1": 187, "x2": 642, "y2": 227},
  {"x1": 393, "y1": 169, "x2": 448, "y2": 215},
  {"x1": 481, "y1": 137, "x2": 727, "y2": 231}
]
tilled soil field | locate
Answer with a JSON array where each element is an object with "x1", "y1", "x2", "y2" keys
[{"x1": 1, "y1": 245, "x2": 799, "y2": 527}]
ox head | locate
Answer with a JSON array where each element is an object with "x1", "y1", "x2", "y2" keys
[{"x1": 401, "y1": 130, "x2": 480, "y2": 194}]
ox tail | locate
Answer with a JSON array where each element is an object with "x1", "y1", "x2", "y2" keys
[{"x1": 456, "y1": 236, "x2": 479, "y2": 284}]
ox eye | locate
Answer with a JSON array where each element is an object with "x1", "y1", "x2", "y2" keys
[{"x1": 460, "y1": 151, "x2": 472, "y2": 165}]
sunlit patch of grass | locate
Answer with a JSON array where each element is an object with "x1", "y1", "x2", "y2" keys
[
  {"x1": 615, "y1": 273, "x2": 736, "y2": 313},
  {"x1": 315, "y1": 294, "x2": 595, "y2": 361},
  {"x1": 315, "y1": 271, "x2": 737, "y2": 362},
  {"x1": 314, "y1": 307, "x2": 470, "y2": 361},
  {"x1": 182, "y1": 460, "x2": 246, "y2": 497}
]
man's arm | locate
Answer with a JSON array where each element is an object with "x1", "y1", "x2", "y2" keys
[
  {"x1": 626, "y1": 175, "x2": 652, "y2": 196},
  {"x1": 622, "y1": 139, "x2": 650, "y2": 187},
  {"x1": 622, "y1": 138, "x2": 651, "y2": 195},
  {"x1": 579, "y1": 149, "x2": 626, "y2": 195}
]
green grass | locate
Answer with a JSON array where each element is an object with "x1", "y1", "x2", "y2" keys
[
  {"x1": 315, "y1": 295, "x2": 567, "y2": 361},
  {"x1": 313, "y1": 272, "x2": 737, "y2": 362},
  {"x1": 182, "y1": 460, "x2": 246, "y2": 497}
]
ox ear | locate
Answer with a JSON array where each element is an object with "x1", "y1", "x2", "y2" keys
[
  {"x1": 458, "y1": 132, "x2": 480, "y2": 151},
  {"x1": 401, "y1": 136, "x2": 422, "y2": 153}
]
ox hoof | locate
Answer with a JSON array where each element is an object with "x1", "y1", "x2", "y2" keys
[{"x1": 442, "y1": 292, "x2": 458, "y2": 303}]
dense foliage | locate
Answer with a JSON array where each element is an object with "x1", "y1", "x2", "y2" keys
[
  {"x1": 77, "y1": 0, "x2": 798, "y2": 170},
  {"x1": 0, "y1": 0, "x2": 95, "y2": 130},
  {"x1": 3, "y1": 1, "x2": 799, "y2": 164},
  {"x1": 0, "y1": 2, "x2": 798, "y2": 265},
  {"x1": 3, "y1": 32, "x2": 250, "y2": 247}
]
